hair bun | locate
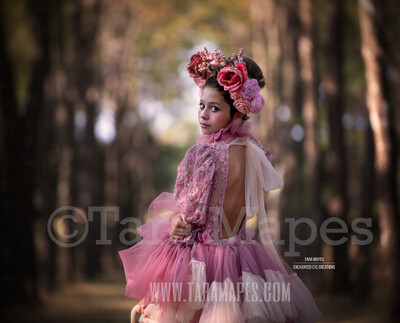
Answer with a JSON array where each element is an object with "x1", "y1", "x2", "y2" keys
[{"x1": 243, "y1": 57, "x2": 265, "y2": 89}]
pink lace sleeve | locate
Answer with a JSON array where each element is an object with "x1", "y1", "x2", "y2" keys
[{"x1": 173, "y1": 144, "x2": 216, "y2": 226}]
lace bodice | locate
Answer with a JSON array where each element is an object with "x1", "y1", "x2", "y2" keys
[
  {"x1": 172, "y1": 135, "x2": 281, "y2": 245},
  {"x1": 173, "y1": 140, "x2": 229, "y2": 244}
]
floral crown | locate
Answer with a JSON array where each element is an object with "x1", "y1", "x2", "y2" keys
[{"x1": 187, "y1": 48, "x2": 265, "y2": 115}]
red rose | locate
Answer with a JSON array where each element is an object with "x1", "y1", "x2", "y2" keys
[
  {"x1": 187, "y1": 53, "x2": 205, "y2": 79},
  {"x1": 217, "y1": 63, "x2": 248, "y2": 92}
]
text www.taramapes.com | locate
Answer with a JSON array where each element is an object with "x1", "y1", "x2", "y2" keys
[{"x1": 150, "y1": 281, "x2": 291, "y2": 303}]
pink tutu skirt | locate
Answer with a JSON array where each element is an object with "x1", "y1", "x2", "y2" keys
[{"x1": 119, "y1": 193, "x2": 322, "y2": 323}]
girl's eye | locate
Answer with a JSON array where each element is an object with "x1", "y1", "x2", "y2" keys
[
  {"x1": 211, "y1": 106, "x2": 219, "y2": 112},
  {"x1": 199, "y1": 103, "x2": 205, "y2": 109}
]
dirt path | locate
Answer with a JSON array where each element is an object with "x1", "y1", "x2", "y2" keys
[
  {"x1": 5, "y1": 270, "x2": 136, "y2": 323},
  {"x1": 5, "y1": 269, "x2": 390, "y2": 323}
]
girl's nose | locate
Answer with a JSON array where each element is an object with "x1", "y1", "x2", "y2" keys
[{"x1": 200, "y1": 107, "x2": 209, "y2": 119}]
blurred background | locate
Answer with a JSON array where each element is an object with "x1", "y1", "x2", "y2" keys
[{"x1": 1, "y1": 0, "x2": 399, "y2": 322}]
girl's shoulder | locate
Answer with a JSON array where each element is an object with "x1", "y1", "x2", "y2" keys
[
  {"x1": 178, "y1": 141, "x2": 229, "y2": 170},
  {"x1": 186, "y1": 141, "x2": 229, "y2": 157}
]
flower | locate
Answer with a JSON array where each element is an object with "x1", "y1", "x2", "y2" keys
[
  {"x1": 187, "y1": 53, "x2": 206, "y2": 80},
  {"x1": 217, "y1": 63, "x2": 248, "y2": 92},
  {"x1": 240, "y1": 79, "x2": 260, "y2": 100},
  {"x1": 229, "y1": 91, "x2": 242, "y2": 101},
  {"x1": 233, "y1": 98, "x2": 252, "y2": 114},
  {"x1": 187, "y1": 48, "x2": 266, "y2": 114},
  {"x1": 250, "y1": 93, "x2": 265, "y2": 113},
  {"x1": 194, "y1": 77, "x2": 206, "y2": 89}
]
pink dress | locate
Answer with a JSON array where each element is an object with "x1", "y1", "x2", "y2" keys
[{"x1": 119, "y1": 118, "x2": 322, "y2": 323}]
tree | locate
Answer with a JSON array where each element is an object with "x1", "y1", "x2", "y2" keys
[
  {"x1": 357, "y1": 0, "x2": 400, "y2": 316},
  {"x1": 297, "y1": 0, "x2": 323, "y2": 285},
  {"x1": 324, "y1": 0, "x2": 351, "y2": 293}
]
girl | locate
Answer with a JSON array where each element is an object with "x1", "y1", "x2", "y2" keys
[{"x1": 119, "y1": 48, "x2": 323, "y2": 323}]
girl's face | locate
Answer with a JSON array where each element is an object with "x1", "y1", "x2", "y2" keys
[{"x1": 198, "y1": 87, "x2": 233, "y2": 135}]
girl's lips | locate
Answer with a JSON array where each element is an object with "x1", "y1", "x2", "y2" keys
[{"x1": 200, "y1": 123, "x2": 210, "y2": 128}]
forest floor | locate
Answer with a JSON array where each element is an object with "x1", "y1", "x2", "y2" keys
[
  {"x1": 5, "y1": 269, "x2": 392, "y2": 323},
  {"x1": 5, "y1": 269, "x2": 136, "y2": 323}
]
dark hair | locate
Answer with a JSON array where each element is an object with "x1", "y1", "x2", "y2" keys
[
  {"x1": 243, "y1": 57, "x2": 265, "y2": 89},
  {"x1": 204, "y1": 56, "x2": 265, "y2": 121}
]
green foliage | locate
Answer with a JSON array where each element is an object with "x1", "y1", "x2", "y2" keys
[{"x1": 1, "y1": 0, "x2": 35, "y2": 111}]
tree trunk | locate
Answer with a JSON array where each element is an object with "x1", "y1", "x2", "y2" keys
[
  {"x1": 276, "y1": 0, "x2": 306, "y2": 270},
  {"x1": 354, "y1": 120, "x2": 374, "y2": 298},
  {"x1": 0, "y1": 5, "x2": 37, "y2": 307},
  {"x1": 357, "y1": 0, "x2": 400, "y2": 317},
  {"x1": 297, "y1": 0, "x2": 322, "y2": 287},
  {"x1": 324, "y1": 0, "x2": 351, "y2": 293},
  {"x1": 72, "y1": 0, "x2": 103, "y2": 278}
]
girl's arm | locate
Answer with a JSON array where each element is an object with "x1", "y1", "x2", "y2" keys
[{"x1": 173, "y1": 144, "x2": 216, "y2": 226}]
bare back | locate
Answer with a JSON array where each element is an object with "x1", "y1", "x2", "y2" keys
[{"x1": 222, "y1": 144, "x2": 246, "y2": 238}]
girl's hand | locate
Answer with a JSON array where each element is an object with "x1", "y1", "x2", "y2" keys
[{"x1": 170, "y1": 213, "x2": 193, "y2": 240}]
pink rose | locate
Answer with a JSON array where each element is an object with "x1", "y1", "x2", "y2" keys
[
  {"x1": 240, "y1": 79, "x2": 260, "y2": 100},
  {"x1": 233, "y1": 98, "x2": 251, "y2": 114},
  {"x1": 229, "y1": 91, "x2": 242, "y2": 101},
  {"x1": 194, "y1": 77, "x2": 206, "y2": 89},
  {"x1": 250, "y1": 94, "x2": 265, "y2": 113},
  {"x1": 187, "y1": 53, "x2": 206, "y2": 79},
  {"x1": 217, "y1": 63, "x2": 248, "y2": 92}
]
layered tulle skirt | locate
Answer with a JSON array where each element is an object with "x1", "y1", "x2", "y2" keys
[{"x1": 119, "y1": 195, "x2": 322, "y2": 323}]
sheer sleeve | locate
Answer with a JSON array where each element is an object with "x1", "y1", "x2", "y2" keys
[
  {"x1": 173, "y1": 144, "x2": 217, "y2": 226},
  {"x1": 249, "y1": 137, "x2": 273, "y2": 162}
]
